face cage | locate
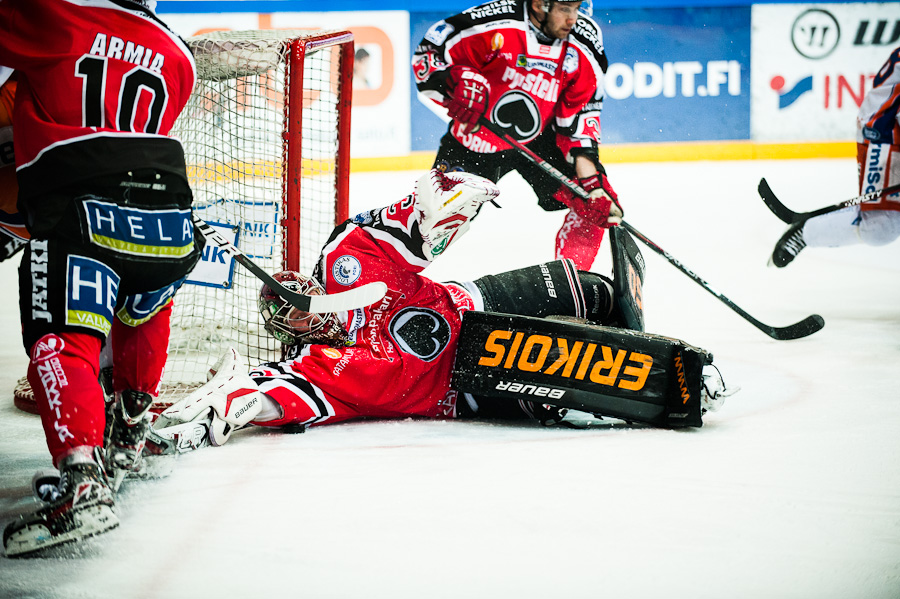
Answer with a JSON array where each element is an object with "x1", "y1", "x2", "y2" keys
[{"x1": 259, "y1": 277, "x2": 332, "y2": 346}]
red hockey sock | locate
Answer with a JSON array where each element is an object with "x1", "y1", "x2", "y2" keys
[
  {"x1": 111, "y1": 300, "x2": 172, "y2": 396},
  {"x1": 555, "y1": 209, "x2": 606, "y2": 270},
  {"x1": 28, "y1": 332, "x2": 104, "y2": 466}
]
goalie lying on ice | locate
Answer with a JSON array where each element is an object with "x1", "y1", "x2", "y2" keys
[{"x1": 152, "y1": 169, "x2": 735, "y2": 450}]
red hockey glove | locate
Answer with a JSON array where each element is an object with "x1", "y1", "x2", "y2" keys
[
  {"x1": 553, "y1": 173, "x2": 624, "y2": 228},
  {"x1": 442, "y1": 65, "x2": 490, "y2": 130}
]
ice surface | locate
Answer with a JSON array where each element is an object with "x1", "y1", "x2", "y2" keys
[{"x1": 1, "y1": 158, "x2": 898, "y2": 598}]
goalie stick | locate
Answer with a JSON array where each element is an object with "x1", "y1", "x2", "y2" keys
[
  {"x1": 192, "y1": 214, "x2": 388, "y2": 314},
  {"x1": 476, "y1": 118, "x2": 824, "y2": 340},
  {"x1": 758, "y1": 178, "x2": 900, "y2": 224}
]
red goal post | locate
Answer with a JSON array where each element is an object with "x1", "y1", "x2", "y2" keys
[{"x1": 161, "y1": 29, "x2": 355, "y2": 404}]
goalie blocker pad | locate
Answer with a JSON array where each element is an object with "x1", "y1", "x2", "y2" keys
[{"x1": 451, "y1": 312, "x2": 712, "y2": 428}]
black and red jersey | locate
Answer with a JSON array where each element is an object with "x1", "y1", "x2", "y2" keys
[
  {"x1": 413, "y1": 0, "x2": 607, "y2": 161},
  {"x1": 0, "y1": 0, "x2": 196, "y2": 199},
  {"x1": 249, "y1": 192, "x2": 481, "y2": 428}
]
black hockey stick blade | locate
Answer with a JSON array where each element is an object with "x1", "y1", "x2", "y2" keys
[
  {"x1": 757, "y1": 178, "x2": 798, "y2": 224},
  {"x1": 759, "y1": 314, "x2": 825, "y2": 341},
  {"x1": 192, "y1": 214, "x2": 387, "y2": 313},
  {"x1": 758, "y1": 177, "x2": 900, "y2": 225}
]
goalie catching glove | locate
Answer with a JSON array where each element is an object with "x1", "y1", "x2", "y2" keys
[
  {"x1": 156, "y1": 347, "x2": 262, "y2": 447},
  {"x1": 442, "y1": 65, "x2": 490, "y2": 131},
  {"x1": 415, "y1": 169, "x2": 500, "y2": 258},
  {"x1": 554, "y1": 171, "x2": 623, "y2": 228}
]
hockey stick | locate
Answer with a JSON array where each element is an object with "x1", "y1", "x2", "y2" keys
[
  {"x1": 192, "y1": 214, "x2": 387, "y2": 313},
  {"x1": 758, "y1": 177, "x2": 900, "y2": 224},
  {"x1": 620, "y1": 223, "x2": 824, "y2": 340},
  {"x1": 476, "y1": 118, "x2": 824, "y2": 340}
]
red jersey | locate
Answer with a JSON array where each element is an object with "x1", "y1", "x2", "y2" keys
[
  {"x1": 0, "y1": 0, "x2": 196, "y2": 200},
  {"x1": 413, "y1": 0, "x2": 607, "y2": 160},
  {"x1": 248, "y1": 193, "x2": 481, "y2": 428}
]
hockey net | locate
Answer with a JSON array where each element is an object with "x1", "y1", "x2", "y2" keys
[
  {"x1": 158, "y1": 30, "x2": 353, "y2": 405},
  {"x1": 13, "y1": 30, "x2": 353, "y2": 414}
]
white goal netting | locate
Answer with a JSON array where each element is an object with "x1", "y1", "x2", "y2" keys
[{"x1": 160, "y1": 30, "x2": 352, "y2": 402}]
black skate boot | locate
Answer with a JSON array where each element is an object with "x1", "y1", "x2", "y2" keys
[
  {"x1": 105, "y1": 389, "x2": 155, "y2": 491},
  {"x1": 769, "y1": 222, "x2": 807, "y2": 268},
  {"x1": 3, "y1": 449, "x2": 118, "y2": 557}
]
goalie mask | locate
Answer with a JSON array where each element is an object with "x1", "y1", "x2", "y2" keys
[{"x1": 258, "y1": 271, "x2": 350, "y2": 347}]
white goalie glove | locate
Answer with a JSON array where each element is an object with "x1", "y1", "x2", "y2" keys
[
  {"x1": 157, "y1": 347, "x2": 263, "y2": 447},
  {"x1": 415, "y1": 169, "x2": 500, "y2": 259}
]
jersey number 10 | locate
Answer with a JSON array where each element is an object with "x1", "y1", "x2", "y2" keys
[{"x1": 75, "y1": 55, "x2": 168, "y2": 134}]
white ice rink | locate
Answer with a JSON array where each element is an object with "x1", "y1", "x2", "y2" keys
[{"x1": 1, "y1": 158, "x2": 899, "y2": 598}]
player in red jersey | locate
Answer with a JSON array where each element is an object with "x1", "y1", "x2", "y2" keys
[
  {"x1": 771, "y1": 45, "x2": 900, "y2": 267},
  {"x1": 0, "y1": 67, "x2": 27, "y2": 260},
  {"x1": 152, "y1": 170, "x2": 725, "y2": 450},
  {"x1": 1, "y1": 0, "x2": 204, "y2": 556},
  {"x1": 413, "y1": 0, "x2": 622, "y2": 270}
]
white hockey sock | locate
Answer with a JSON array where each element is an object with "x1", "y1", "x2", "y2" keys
[{"x1": 803, "y1": 206, "x2": 862, "y2": 247}]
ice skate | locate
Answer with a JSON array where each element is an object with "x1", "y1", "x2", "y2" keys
[
  {"x1": 769, "y1": 222, "x2": 806, "y2": 268},
  {"x1": 4, "y1": 450, "x2": 118, "y2": 557},
  {"x1": 104, "y1": 389, "x2": 155, "y2": 491},
  {"x1": 701, "y1": 365, "x2": 738, "y2": 414}
]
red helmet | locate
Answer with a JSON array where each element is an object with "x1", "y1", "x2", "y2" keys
[{"x1": 258, "y1": 271, "x2": 349, "y2": 346}]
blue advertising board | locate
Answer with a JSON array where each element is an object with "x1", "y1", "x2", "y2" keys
[
  {"x1": 410, "y1": 7, "x2": 751, "y2": 149},
  {"x1": 598, "y1": 7, "x2": 751, "y2": 143}
]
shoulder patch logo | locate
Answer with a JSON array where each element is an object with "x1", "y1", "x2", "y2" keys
[
  {"x1": 332, "y1": 255, "x2": 362, "y2": 286},
  {"x1": 425, "y1": 21, "x2": 454, "y2": 46},
  {"x1": 563, "y1": 47, "x2": 579, "y2": 74}
]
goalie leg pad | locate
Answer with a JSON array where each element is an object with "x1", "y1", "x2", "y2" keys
[
  {"x1": 609, "y1": 226, "x2": 646, "y2": 332},
  {"x1": 452, "y1": 311, "x2": 714, "y2": 428}
]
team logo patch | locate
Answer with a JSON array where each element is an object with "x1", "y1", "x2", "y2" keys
[
  {"x1": 352, "y1": 211, "x2": 375, "y2": 226},
  {"x1": 31, "y1": 335, "x2": 65, "y2": 362},
  {"x1": 516, "y1": 55, "x2": 557, "y2": 75},
  {"x1": 492, "y1": 33, "x2": 504, "y2": 51},
  {"x1": 388, "y1": 307, "x2": 452, "y2": 362},
  {"x1": 322, "y1": 347, "x2": 342, "y2": 359},
  {"x1": 425, "y1": 20, "x2": 454, "y2": 46},
  {"x1": 332, "y1": 255, "x2": 362, "y2": 286},
  {"x1": 491, "y1": 91, "x2": 542, "y2": 143},
  {"x1": 563, "y1": 47, "x2": 579, "y2": 74}
]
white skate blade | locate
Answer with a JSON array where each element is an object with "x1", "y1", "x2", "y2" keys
[
  {"x1": 111, "y1": 469, "x2": 127, "y2": 493},
  {"x1": 4, "y1": 504, "x2": 119, "y2": 558}
]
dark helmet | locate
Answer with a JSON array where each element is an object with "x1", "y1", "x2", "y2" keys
[{"x1": 258, "y1": 271, "x2": 349, "y2": 347}]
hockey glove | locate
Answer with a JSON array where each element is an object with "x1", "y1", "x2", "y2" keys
[
  {"x1": 554, "y1": 173, "x2": 623, "y2": 228},
  {"x1": 160, "y1": 347, "x2": 262, "y2": 446},
  {"x1": 442, "y1": 65, "x2": 490, "y2": 131},
  {"x1": 415, "y1": 169, "x2": 500, "y2": 259}
]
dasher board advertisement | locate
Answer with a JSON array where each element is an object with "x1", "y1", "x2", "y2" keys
[{"x1": 751, "y1": 3, "x2": 900, "y2": 142}]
